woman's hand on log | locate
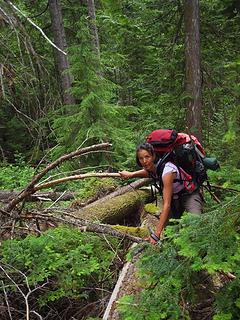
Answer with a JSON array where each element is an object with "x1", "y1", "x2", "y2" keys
[{"x1": 119, "y1": 171, "x2": 133, "y2": 179}]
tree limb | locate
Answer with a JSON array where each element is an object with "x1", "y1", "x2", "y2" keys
[
  {"x1": 20, "y1": 210, "x2": 144, "y2": 243},
  {"x1": 5, "y1": 143, "x2": 111, "y2": 213},
  {"x1": 34, "y1": 173, "x2": 121, "y2": 191}
]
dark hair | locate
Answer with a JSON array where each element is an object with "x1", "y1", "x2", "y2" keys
[{"x1": 136, "y1": 142, "x2": 156, "y2": 167}]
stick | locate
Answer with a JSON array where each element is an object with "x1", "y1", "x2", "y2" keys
[
  {"x1": 203, "y1": 185, "x2": 221, "y2": 204},
  {"x1": 205, "y1": 184, "x2": 240, "y2": 193}
]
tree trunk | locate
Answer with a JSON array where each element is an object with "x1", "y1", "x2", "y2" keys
[
  {"x1": 87, "y1": 0, "x2": 100, "y2": 57},
  {"x1": 184, "y1": 0, "x2": 202, "y2": 141},
  {"x1": 48, "y1": 0, "x2": 75, "y2": 105}
]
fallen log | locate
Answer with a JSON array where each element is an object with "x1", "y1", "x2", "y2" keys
[
  {"x1": 84, "y1": 178, "x2": 151, "y2": 209},
  {"x1": 0, "y1": 190, "x2": 75, "y2": 202},
  {"x1": 74, "y1": 188, "x2": 152, "y2": 224}
]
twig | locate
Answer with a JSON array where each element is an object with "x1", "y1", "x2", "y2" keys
[
  {"x1": 43, "y1": 190, "x2": 68, "y2": 211},
  {"x1": 206, "y1": 184, "x2": 240, "y2": 193},
  {"x1": 0, "y1": 264, "x2": 48, "y2": 320},
  {"x1": 10, "y1": 219, "x2": 16, "y2": 240},
  {"x1": 30, "y1": 311, "x2": 43, "y2": 320},
  {"x1": 1, "y1": 280, "x2": 13, "y2": 320},
  {"x1": 7, "y1": 1, "x2": 67, "y2": 55}
]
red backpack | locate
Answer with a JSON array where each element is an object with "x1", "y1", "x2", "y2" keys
[
  {"x1": 146, "y1": 129, "x2": 205, "y2": 156},
  {"x1": 146, "y1": 129, "x2": 208, "y2": 192}
]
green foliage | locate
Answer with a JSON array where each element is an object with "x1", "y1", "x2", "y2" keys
[
  {"x1": 118, "y1": 195, "x2": 240, "y2": 319},
  {"x1": 0, "y1": 226, "x2": 120, "y2": 305},
  {"x1": 0, "y1": 153, "x2": 35, "y2": 190},
  {"x1": 73, "y1": 177, "x2": 118, "y2": 200},
  {"x1": 208, "y1": 166, "x2": 240, "y2": 190}
]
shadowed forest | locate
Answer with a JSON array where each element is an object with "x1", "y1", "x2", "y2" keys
[{"x1": 0, "y1": 0, "x2": 240, "y2": 319}]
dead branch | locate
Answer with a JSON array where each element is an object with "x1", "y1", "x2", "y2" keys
[
  {"x1": 0, "y1": 264, "x2": 48, "y2": 320},
  {"x1": 6, "y1": 1, "x2": 67, "y2": 55},
  {"x1": 34, "y1": 172, "x2": 121, "y2": 191},
  {"x1": 206, "y1": 184, "x2": 240, "y2": 193},
  {"x1": 0, "y1": 190, "x2": 76, "y2": 202},
  {"x1": 20, "y1": 210, "x2": 144, "y2": 243},
  {"x1": 203, "y1": 185, "x2": 221, "y2": 204},
  {"x1": 5, "y1": 143, "x2": 111, "y2": 213}
]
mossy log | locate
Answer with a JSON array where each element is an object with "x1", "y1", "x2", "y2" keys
[
  {"x1": 84, "y1": 178, "x2": 151, "y2": 209},
  {"x1": 74, "y1": 189, "x2": 152, "y2": 224}
]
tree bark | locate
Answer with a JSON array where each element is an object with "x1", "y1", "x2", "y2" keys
[
  {"x1": 48, "y1": 0, "x2": 75, "y2": 105},
  {"x1": 103, "y1": 213, "x2": 159, "y2": 319},
  {"x1": 87, "y1": 0, "x2": 100, "y2": 57},
  {"x1": 184, "y1": 0, "x2": 202, "y2": 141}
]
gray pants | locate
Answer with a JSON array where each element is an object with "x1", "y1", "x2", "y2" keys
[{"x1": 170, "y1": 190, "x2": 203, "y2": 219}]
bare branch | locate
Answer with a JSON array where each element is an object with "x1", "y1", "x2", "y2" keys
[
  {"x1": 20, "y1": 210, "x2": 144, "y2": 243},
  {"x1": 1, "y1": 280, "x2": 13, "y2": 320},
  {"x1": 35, "y1": 172, "x2": 121, "y2": 191},
  {"x1": 0, "y1": 264, "x2": 48, "y2": 320},
  {"x1": 5, "y1": 143, "x2": 111, "y2": 213},
  {"x1": 6, "y1": 1, "x2": 67, "y2": 55}
]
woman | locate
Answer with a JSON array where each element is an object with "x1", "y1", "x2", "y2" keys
[{"x1": 119, "y1": 143, "x2": 202, "y2": 244}]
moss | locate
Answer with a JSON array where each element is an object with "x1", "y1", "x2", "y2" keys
[
  {"x1": 144, "y1": 203, "x2": 160, "y2": 215},
  {"x1": 113, "y1": 225, "x2": 148, "y2": 238},
  {"x1": 75, "y1": 190, "x2": 152, "y2": 224}
]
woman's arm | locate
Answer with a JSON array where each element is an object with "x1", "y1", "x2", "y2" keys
[
  {"x1": 119, "y1": 169, "x2": 149, "y2": 179},
  {"x1": 154, "y1": 172, "x2": 176, "y2": 240}
]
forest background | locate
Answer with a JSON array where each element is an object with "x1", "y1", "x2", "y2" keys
[{"x1": 0, "y1": 0, "x2": 240, "y2": 319}]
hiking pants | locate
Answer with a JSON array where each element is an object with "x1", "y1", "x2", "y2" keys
[{"x1": 170, "y1": 190, "x2": 203, "y2": 219}]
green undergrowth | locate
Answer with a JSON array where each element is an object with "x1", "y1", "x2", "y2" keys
[
  {"x1": 0, "y1": 226, "x2": 125, "y2": 307},
  {"x1": 118, "y1": 195, "x2": 240, "y2": 320},
  {"x1": 0, "y1": 155, "x2": 35, "y2": 190}
]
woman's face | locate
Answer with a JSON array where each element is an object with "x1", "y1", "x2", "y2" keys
[{"x1": 137, "y1": 149, "x2": 155, "y2": 172}]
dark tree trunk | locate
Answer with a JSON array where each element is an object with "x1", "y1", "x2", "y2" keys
[
  {"x1": 87, "y1": 0, "x2": 100, "y2": 57},
  {"x1": 48, "y1": 0, "x2": 75, "y2": 105},
  {"x1": 184, "y1": 0, "x2": 202, "y2": 141}
]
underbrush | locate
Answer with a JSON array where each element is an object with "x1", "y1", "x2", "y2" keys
[
  {"x1": 0, "y1": 226, "x2": 128, "y2": 319},
  {"x1": 118, "y1": 194, "x2": 240, "y2": 319}
]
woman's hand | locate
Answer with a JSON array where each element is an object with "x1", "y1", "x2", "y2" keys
[
  {"x1": 119, "y1": 169, "x2": 149, "y2": 179},
  {"x1": 119, "y1": 171, "x2": 133, "y2": 179}
]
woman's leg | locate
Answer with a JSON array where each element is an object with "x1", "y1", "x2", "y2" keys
[{"x1": 181, "y1": 190, "x2": 203, "y2": 215}]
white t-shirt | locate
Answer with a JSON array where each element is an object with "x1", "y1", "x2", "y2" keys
[{"x1": 162, "y1": 161, "x2": 184, "y2": 194}]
